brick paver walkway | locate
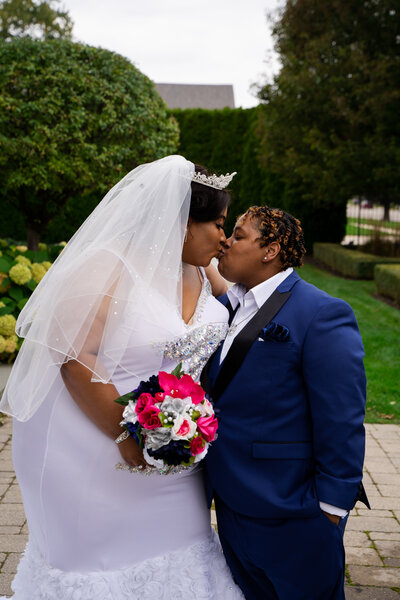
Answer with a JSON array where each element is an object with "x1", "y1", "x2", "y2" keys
[{"x1": 0, "y1": 420, "x2": 398, "y2": 598}]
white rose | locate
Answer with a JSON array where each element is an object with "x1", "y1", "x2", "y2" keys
[
  {"x1": 122, "y1": 400, "x2": 138, "y2": 424},
  {"x1": 197, "y1": 398, "x2": 215, "y2": 417},
  {"x1": 145, "y1": 427, "x2": 172, "y2": 451},
  {"x1": 171, "y1": 414, "x2": 197, "y2": 441},
  {"x1": 161, "y1": 396, "x2": 192, "y2": 416}
]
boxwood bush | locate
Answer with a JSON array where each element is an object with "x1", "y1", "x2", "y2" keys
[
  {"x1": 374, "y1": 264, "x2": 400, "y2": 305},
  {"x1": 313, "y1": 243, "x2": 400, "y2": 279}
]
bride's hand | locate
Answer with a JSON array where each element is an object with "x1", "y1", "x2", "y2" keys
[{"x1": 118, "y1": 436, "x2": 147, "y2": 469}]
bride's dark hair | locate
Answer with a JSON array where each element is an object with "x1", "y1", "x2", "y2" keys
[{"x1": 189, "y1": 164, "x2": 230, "y2": 222}]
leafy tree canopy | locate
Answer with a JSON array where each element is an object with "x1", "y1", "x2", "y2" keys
[
  {"x1": 0, "y1": 38, "x2": 179, "y2": 248},
  {"x1": 257, "y1": 0, "x2": 400, "y2": 243},
  {"x1": 0, "y1": 0, "x2": 73, "y2": 41}
]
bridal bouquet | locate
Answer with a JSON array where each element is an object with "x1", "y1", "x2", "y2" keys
[{"x1": 115, "y1": 363, "x2": 218, "y2": 474}]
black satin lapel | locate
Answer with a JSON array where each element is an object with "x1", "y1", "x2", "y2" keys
[
  {"x1": 200, "y1": 301, "x2": 237, "y2": 397},
  {"x1": 212, "y1": 290, "x2": 291, "y2": 400}
]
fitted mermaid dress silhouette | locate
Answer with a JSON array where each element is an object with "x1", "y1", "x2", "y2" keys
[{"x1": 5, "y1": 273, "x2": 243, "y2": 599}]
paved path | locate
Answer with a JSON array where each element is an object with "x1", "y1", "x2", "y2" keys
[{"x1": 0, "y1": 419, "x2": 398, "y2": 598}]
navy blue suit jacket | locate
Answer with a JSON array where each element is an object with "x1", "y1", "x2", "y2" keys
[{"x1": 204, "y1": 271, "x2": 367, "y2": 519}]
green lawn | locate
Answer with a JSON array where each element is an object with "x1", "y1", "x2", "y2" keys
[
  {"x1": 348, "y1": 216, "x2": 400, "y2": 231},
  {"x1": 346, "y1": 223, "x2": 399, "y2": 237},
  {"x1": 299, "y1": 262, "x2": 400, "y2": 424}
]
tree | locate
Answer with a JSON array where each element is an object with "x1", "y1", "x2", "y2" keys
[
  {"x1": 0, "y1": 0, "x2": 73, "y2": 40},
  {"x1": 0, "y1": 38, "x2": 179, "y2": 248},
  {"x1": 257, "y1": 0, "x2": 400, "y2": 247}
]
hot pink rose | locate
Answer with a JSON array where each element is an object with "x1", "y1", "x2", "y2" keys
[
  {"x1": 158, "y1": 371, "x2": 205, "y2": 404},
  {"x1": 197, "y1": 415, "x2": 218, "y2": 442},
  {"x1": 135, "y1": 393, "x2": 155, "y2": 414},
  {"x1": 190, "y1": 436, "x2": 206, "y2": 456},
  {"x1": 137, "y1": 405, "x2": 161, "y2": 429}
]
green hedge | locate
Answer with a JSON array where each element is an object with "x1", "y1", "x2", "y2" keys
[
  {"x1": 374, "y1": 264, "x2": 400, "y2": 304},
  {"x1": 171, "y1": 107, "x2": 268, "y2": 235},
  {"x1": 171, "y1": 107, "x2": 347, "y2": 251},
  {"x1": 313, "y1": 243, "x2": 400, "y2": 279}
]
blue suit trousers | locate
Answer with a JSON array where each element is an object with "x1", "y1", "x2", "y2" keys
[{"x1": 215, "y1": 496, "x2": 347, "y2": 600}]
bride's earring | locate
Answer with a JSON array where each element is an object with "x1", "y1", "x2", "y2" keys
[{"x1": 184, "y1": 228, "x2": 188, "y2": 243}]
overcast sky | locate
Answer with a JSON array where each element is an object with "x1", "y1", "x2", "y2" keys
[{"x1": 62, "y1": 0, "x2": 283, "y2": 108}]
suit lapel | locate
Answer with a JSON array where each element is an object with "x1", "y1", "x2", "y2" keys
[
  {"x1": 211, "y1": 289, "x2": 291, "y2": 400},
  {"x1": 200, "y1": 271, "x2": 300, "y2": 400},
  {"x1": 200, "y1": 298, "x2": 238, "y2": 396},
  {"x1": 210, "y1": 271, "x2": 301, "y2": 401}
]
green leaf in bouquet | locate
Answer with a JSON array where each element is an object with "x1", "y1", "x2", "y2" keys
[
  {"x1": 114, "y1": 391, "x2": 135, "y2": 406},
  {"x1": 8, "y1": 287, "x2": 24, "y2": 302},
  {"x1": 135, "y1": 428, "x2": 144, "y2": 448},
  {"x1": 171, "y1": 362, "x2": 185, "y2": 378},
  {"x1": 191, "y1": 410, "x2": 201, "y2": 421},
  {"x1": 158, "y1": 412, "x2": 173, "y2": 428},
  {"x1": 17, "y1": 298, "x2": 29, "y2": 311},
  {"x1": 181, "y1": 455, "x2": 195, "y2": 467}
]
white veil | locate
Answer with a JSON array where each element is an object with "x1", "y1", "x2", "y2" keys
[{"x1": 1, "y1": 155, "x2": 194, "y2": 421}]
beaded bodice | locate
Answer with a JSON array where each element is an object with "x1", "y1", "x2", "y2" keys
[
  {"x1": 163, "y1": 322, "x2": 228, "y2": 381},
  {"x1": 160, "y1": 274, "x2": 229, "y2": 380}
]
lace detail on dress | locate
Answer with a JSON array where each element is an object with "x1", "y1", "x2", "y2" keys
[
  {"x1": 5, "y1": 530, "x2": 244, "y2": 600},
  {"x1": 161, "y1": 322, "x2": 228, "y2": 381}
]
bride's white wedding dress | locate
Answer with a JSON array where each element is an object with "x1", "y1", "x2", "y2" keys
[{"x1": 4, "y1": 273, "x2": 243, "y2": 599}]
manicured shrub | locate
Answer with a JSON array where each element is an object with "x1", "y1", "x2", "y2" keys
[
  {"x1": 171, "y1": 107, "x2": 270, "y2": 234},
  {"x1": 314, "y1": 243, "x2": 400, "y2": 279},
  {"x1": 374, "y1": 264, "x2": 400, "y2": 305},
  {"x1": 0, "y1": 38, "x2": 179, "y2": 248}
]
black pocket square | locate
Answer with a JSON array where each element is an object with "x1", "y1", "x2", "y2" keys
[{"x1": 261, "y1": 321, "x2": 290, "y2": 342}]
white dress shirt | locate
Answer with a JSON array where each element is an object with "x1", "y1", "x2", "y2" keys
[
  {"x1": 220, "y1": 268, "x2": 293, "y2": 362},
  {"x1": 219, "y1": 268, "x2": 347, "y2": 519}
]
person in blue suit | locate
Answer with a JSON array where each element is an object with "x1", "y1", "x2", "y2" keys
[{"x1": 201, "y1": 206, "x2": 369, "y2": 600}]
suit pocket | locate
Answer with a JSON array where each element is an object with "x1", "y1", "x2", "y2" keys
[{"x1": 252, "y1": 441, "x2": 313, "y2": 460}]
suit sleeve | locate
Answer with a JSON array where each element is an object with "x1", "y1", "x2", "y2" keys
[{"x1": 302, "y1": 298, "x2": 367, "y2": 510}]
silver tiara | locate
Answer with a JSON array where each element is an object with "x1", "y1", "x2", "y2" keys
[{"x1": 192, "y1": 171, "x2": 237, "y2": 190}]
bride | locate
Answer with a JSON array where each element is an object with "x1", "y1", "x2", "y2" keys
[{"x1": 0, "y1": 156, "x2": 244, "y2": 599}]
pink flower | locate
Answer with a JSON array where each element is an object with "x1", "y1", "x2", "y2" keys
[
  {"x1": 177, "y1": 419, "x2": 191, "y2": 437},
  {"x1": 199, "y1": 398, "x2": 215, "y2": 417},
  {"x1": 171, "y1": 414, "x2": 197, "y2": 441},
  {"x1": 197, "y1": 416, "x2": 218, "y2": 442},
  {"x1": 158, "y1": 371, "x2": 205, "y2": 405},
  {"x1": 190, "y1": 436, "x2": 206, "y2": 456},
  {"x1": 137, "y1": 405, "x2": 161, "y2": 429},
  {"x1": 135, "y1": 393, "x2": 155, "y2": 414}
]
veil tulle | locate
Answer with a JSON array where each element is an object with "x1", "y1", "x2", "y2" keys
[{"x1": 0, "y1": 155, "x2": 194, "y2": 421}]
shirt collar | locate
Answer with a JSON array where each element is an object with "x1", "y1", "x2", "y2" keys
[{"x1": 227, "y1": 267, "x2": 294, "y2": 310}]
